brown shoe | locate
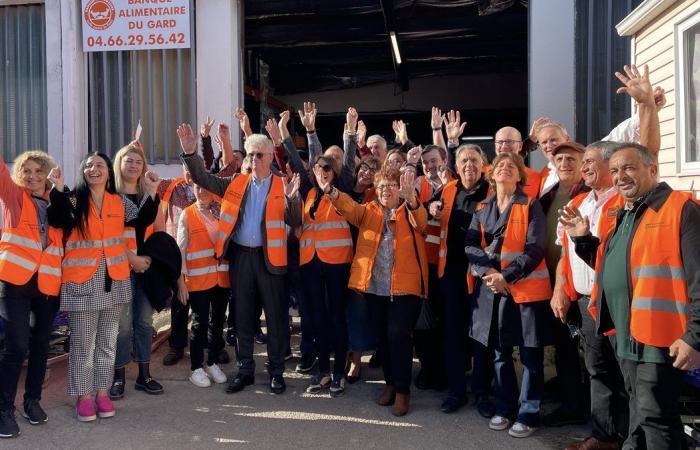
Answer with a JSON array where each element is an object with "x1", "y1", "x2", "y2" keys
[
  {"x1": 564, "y1": 437, "x2": 619, "y2": 450},
  {"x1": 377, "y1": 385, "x2": 396, "y2": 406},
  {"x1": 392, "y1": 393, "x2": 410, "y2": 416}
]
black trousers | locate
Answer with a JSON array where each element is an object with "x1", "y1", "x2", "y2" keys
[
  {"x1": 189, "y1": 286, "x2": 229, "y2": 371},
  {"x1": 414, "y1": 265, "x2": 446, "y2": 384},
  {"x1": 229, "y1": 248, "x2": 288, "y2": 377},
  {"x1": 553, "y1": 301, "x2": 585, "y2": 412},
  {"x1": 439, "y1": 267, "x2": 471, "y2": 400},
  {"x1": 366, "y1": 294, "x2": 421, "y2": 394},
  {"x1": 578, "y1": 298, "x2": 628, "y2": 443},
  {"x1": 300, "y1": 257, "x2": 349, "y2": 376},
  {"x1": 169, "y1": 296, "x2": 189, "y2": 350},
  {"x1": 618, "y1": 358, "x2": 685, "y2": 450},
  {"x1": 0, "y1": 276, "x2": 59, "y2": 412}
]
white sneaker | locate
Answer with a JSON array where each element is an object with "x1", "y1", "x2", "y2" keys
[
  {"x1": 489, "y1": 415, "x2": 511, "y2": 431},
  {"x1": 205, "y1": 364, "x2": 227, "y2": 384},
  {"x1": 508, "y1": 422, "x2": 536, "y2": 438},
  {"x1": 190, "y1": 368, "x2": 211, "y2": 387}
]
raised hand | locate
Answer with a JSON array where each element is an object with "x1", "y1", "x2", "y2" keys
[
  {"x1": 653, "y1": 86, "x2": 666, "y2": 109},
  {"x1": 177, "y1": 123, "x2": 198, "y2": 155},
  {"x1": 392, "y1": 119, "x2": 408, "y2": 145},
  {"x1": 298, "y1": 101, "x2": 317, "y2": 132},
  {"x1": 143, "y1": 170, "x2": 160, "y2": 197},
  {"x1": 437, "y1": 164, "x2": 451, "y2": 186},
  {"x1": 445, "y1": 110, "x2": 466, "y2": 143},
  {"x1": 278, "y1": 110, "x2": 291, "y2": 140},
  {"x1": 217, "y1": 123, "x2": 231, "y2": 144},
  {"x1": 200, "y1": 116, "x2": 215, "y2": 138},
  {"x1": 407, "y1": 145, "x2": 422, "y2": 165},
  {"x1": 558, "y1": 205, "x2": 590, "y2": 237},
  {"x1": 428, "y1": 200, "x2": 443, "y2": 219},
  {"x1": 615, "y1": 64, "x2": 654, "y2": 105},
  {"x1": 265, "y1": 118, "x2": 282, "y2": 146},
  {"x1": 313, "y1": 165, "x2": 332, "y2": 193},
  {"x1": 234, "y1": 107, "x2": 252, "y2": 137},
  {"x1": 48, "y1": 166, "x2": 64, "y2": 191},
  {"x1": 357, "y1": 120, "x2": 367, "y2": 148},
  {"x1": 431, "y1": 106, "x2": 444, "y2": 130},
  {"x1": 398, "y1": 169, "x2": 417, "y2": 202},
  {"x1": 130, "y1": 139, "x2": 143, "y2": 152},
  {"x1": 282, "y1": 172, "x2": 300, "y2": 198},
  {"x1": 529, "y1": 116, "x2": 550, "y2": 142},
  {"x1": 346, "y1": 107, "x2": 359, "y2": 134}
]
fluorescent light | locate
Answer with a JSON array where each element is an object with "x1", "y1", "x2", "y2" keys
[{"x1": 389, "y1": 31, "x2": 402, "y2": 65}]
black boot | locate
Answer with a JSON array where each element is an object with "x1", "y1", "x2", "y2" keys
[
  {"x1": 134, "y1": 362, "x2": 163, "y2": 395},
  {"x1": 109, "y1": 367, "x2": 126, "y2": 400}
]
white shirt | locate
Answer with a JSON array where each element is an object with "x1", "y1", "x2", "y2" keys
[
  {"x1": 556, "y1": 187, "x2": 617, "y2": 295},
  {"x1": 540, "y1": 162, "x2": 558, "y2": 197}
]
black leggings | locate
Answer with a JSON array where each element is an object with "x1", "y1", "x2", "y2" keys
[{"x1": 366, "y1": 294, "x2": 422, "y2": 394}]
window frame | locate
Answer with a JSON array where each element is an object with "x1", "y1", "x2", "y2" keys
[{"x1": 675, "y1": 1, "x2": 700, "y2": 175}]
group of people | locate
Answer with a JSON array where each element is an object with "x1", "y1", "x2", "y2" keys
[{"x1": 0, "y1": 63, "x2": 699, "y2": 449}]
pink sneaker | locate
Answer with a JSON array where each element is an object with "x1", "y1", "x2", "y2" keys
[
  {"x1": 95, "y1": 396, "x2": 115, "y2": 418},
  {"x1": 76, "y1": 398, "x2": 96, "y2": 422}
]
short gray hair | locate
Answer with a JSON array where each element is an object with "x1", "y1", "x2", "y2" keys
[
  {"x1": 244, "y1": 133, "x2": 273, "y2": 154},
  {"x1": 536, "y1": 121, "x2": 569, "y2": 138},
  {"x1": 366, "y1": 134, "x2": 387, "y2": 150},
  {"x1": 609, "y1": 142, "x2": 654, "y2": 166},
  {"x1": 586, "y1": 140, "x2": 619, "y2": 161},
  {"x1": 455, "y1": 144, "x2": 489, "y2": 167}
]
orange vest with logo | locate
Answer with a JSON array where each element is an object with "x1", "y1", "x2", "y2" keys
[
  {"x1": 216, "y1": 174, "x2": 287, "y2": 267},
  {"x1": 299, "y1": 190, "x2": 353, "y2": 266},
  {"x1": 499, "y1": 198, "x2": 552, "y2": 303},
  {"x1": 183, "y1": 204, "x2": 230, "y2": 291},
  {"x1": 590, "y1": 191, "x2": 691, "y2": 347},
  {"x1": 0, "y1": 192, "x2": 63, "y2": 296},
  {"x1": 62, "y1": 193, "x2": 130, "y2": 283}
]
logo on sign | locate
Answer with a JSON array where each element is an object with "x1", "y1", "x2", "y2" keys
[{"x1": 84, "y1": 0, "x2": 116, "y2": 30}]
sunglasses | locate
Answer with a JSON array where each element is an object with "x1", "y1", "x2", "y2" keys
[
  {"x1": 249, "y1": 152, "x2": 267, "y2": 160},
  {"x1": 316, "y1": 164, "x2": 332, "y2": 173}
]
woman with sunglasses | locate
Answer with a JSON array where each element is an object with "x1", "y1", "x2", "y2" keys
[
  {"x1": 319, "y1": 166, "x2": 428, "y2": 416},
  {"x1": 47, "y1": 153, "x2": 159, "y2": 422},
  {"x1": 297, "y1": 155, "x2": 354, "y2": 397}
]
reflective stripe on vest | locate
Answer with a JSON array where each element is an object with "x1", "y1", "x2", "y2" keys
[
  {"x1": 216, "y1": 174, "x2": 288, "y2": 267},
  {"x1": 0, "y1": 192, "x2": 64, "y2": 295},
  {"x1": 591, "y1": 190, "x2": 690, "y2": 347},
  {"x1": 62, "y1": 193, "x2": 130, "y2": 283},
  {"x1": 299, "y1": 190, "x2": 353, "y2": 265},
  {"x1": 500, "y1": 197, "x2": 552, "y2": 303},
  {"x1": 184, "y1": 204, "x2": 230, "y2": 291}
]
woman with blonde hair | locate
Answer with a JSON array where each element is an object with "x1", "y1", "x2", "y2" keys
[
  {"x1": 0, "y1": 151, "x2": 63, "y2": 437},
  {"x1": 110, "y1": 142, "x2": 162, "y2": 400}
]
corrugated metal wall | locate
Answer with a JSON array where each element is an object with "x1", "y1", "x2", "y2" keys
[
  {"x1": 87, "y1": 0, "x2": 197, "y2": 164},
  {"x1": 0, "y1": 4, "x2": 47, "y2": 161}
]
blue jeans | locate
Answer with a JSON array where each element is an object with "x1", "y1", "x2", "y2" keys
[
  {"x1": 494, "y1": 346, "x2": 544, "y2": 427},
  {"x1": 115, "y1": 276, "x2": 154, "y2": 368}
]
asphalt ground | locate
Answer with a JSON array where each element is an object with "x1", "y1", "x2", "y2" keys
[{"x1": 4, "y1": 330, "x2": 588, "y2": 449}]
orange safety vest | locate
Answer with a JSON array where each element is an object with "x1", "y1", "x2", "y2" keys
[
  {"x1": 299, "y1": 190, "x2": 353, "y2": 266},
  {"x1": 216, "y1": 174, "x2": 288, "y2": 267},
  {"x1": 560, "y1": 192, "x2": 623, "y2": 303},
  {"x1": 347, "y1": 200, "x2": 428, "y2": 298},
  {"x1": 538, "y1": 166, "x2": 550, "y2": 197},
  {"x1": 0, "y1": 192, "x2": 63, "y2": 296},
  {"x1": 62, "y1": 192, "x2": 130, "y2": 283},
  {"x1": 418, "y1": 176, "x2": 434, "y2": 204},
  {"x1": 499, "y1": 198, "x2": 552, "y2": 303},
  {"x1": 124, "y1": 225, "x2": 155, "y2": 252},
  {"x1": 363, "y1": 188, "x2": 377, "y2": 204},
  {"x1": 523, "y1": 166, "x2": 541, "y2": 199},
  {"x1": 183, "y1": 204, "x2": 230, "y2": 291},
  {"x1": 590, "y1": 190, "x2": 691, "y2": 347}
]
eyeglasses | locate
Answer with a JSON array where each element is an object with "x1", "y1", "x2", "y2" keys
[
  {"x1": 316, "y1": 164, "x2": 332, "y2": 173},
  {"x1": 376, "y1": 184, "x2": 398, "y2": 191},
  {"x1": 359, "y1": 164, "x2": 377, "y2": 173},
  {"x1": 494, "y1": 140, "x2": 521, "y2": 147},
  {"x1": 249, "y1": 152, "x2": 267, "y2": 160}
]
